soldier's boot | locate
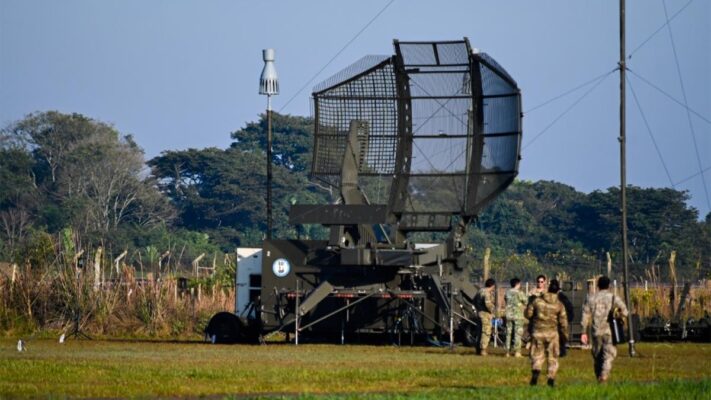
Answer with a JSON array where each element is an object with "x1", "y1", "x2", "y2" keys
[
  {"x1": 547, "y1": 378, "x2": 555, "y2": 387},
  {"x1": 530, "y1": 370, "x2": 540, "y2": 386}
]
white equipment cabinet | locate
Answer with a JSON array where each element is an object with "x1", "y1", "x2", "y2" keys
[{"x1": 235, "y1": 248, "x2": 262, "y2": 317}]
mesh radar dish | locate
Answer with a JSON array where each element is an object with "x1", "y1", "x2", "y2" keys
[{"x1": 296, "y1": 38, "x2": 521, "y2": 238}]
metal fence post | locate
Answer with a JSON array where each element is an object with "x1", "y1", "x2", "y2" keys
[{"x1": 295, "y1": 279, "x2": 300, "y2": 346}]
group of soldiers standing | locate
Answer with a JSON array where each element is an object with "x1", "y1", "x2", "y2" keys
[{"x1": 473, "y1": 275, "x2": 629, "y2": 386}]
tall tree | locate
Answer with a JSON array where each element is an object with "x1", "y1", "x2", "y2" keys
[
  {"x1": 1, "y1": 111, "x2": 173, "y2": 240},
  {"x1": 230, "y1": 113, "x2": 314, "y2": 172},
  {"x1": 573, "y1": 187, "x2": 702, "y2": 267},
  {"x1": 150, "y1": 113, "x2": 327, "y2": 248},
  {"x1": 0, "y1": 146, "x2": 37, "y2": 256}
]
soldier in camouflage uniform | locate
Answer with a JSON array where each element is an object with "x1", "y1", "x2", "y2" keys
[
  {"x1": 525, "y1": 279, "x2": 568, "y2": 387},
  {"x1": 475, "y1": 278, "x2": 496, "y2": 356},
  {"x1": 523, "y1": 274, "x2": 547, "y2": 350},
  {"x1": 581, "y1": 276, "x2": 629, "y2": 383},
  {"x1": 504, "y1": 277, "x2": 528, "y2": 357},
  {"x1": 531, "y1": 274, "x2": 548, "y2": 298}
]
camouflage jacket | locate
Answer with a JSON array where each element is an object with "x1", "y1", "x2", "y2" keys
[
  {"x1": 505, "y1": 288, "x2": 528, "y2": 320},
  {"x1": 581, "y1": 290, "x2": 629, "y2": 337},
  {"x1": 475, "y1": 287, "x2": 495, "y2": 314},
  {"x1": 525, "y1": 292, "x2": 569, "y2": 341},
  {"x1": 528, "y1": 288, "x2": 545, "y2": 304}
]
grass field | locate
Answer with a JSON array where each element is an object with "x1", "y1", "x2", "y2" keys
[{"x1": 1, "y1": 338, "x2": 709, "y2": 399}]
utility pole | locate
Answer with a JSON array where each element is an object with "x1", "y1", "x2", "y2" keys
[{"x1": 619, "y1": 0, "x2": 636, "y2": 357}]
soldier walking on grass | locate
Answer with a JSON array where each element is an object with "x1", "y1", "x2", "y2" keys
[
  {"x1": 475, "y1": 278, "x2": 496, "y2": 356},
  {"x1": 504, "y1": 278, "x2": 527, "y2": 357},
  {"x1": 525, "y1": 279, "x2": 568, "y2": 387},
  {"x1": 580, "y1": 276, "x2": 629, "y2": 383},
  {"x1": 524, "y1": 274, "x2": 548, "y2": 350}
]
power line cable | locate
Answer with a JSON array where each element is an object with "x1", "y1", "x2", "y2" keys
[
  {"x1": 626, "y1": 69, "x2": 711, "y2": 126},
  {"x1": 676, "y1": 165, "x2": 711, "y2": 186},
  {"x1": 627, "y1": 79, "x2": 676, "y2": 187},
  {"x1": 628, "y1": 0, "x2": 694, "y2": 60},
  {"x1": 524, "y1": 68, "x2": 618, "y2": 114},
  {"x1": 523, "y1": 69, "x2": 615, "y2": 150},
  {"x1": 278, "y1": 0, "x2": 396, "y2": 113},
  {"x1": 662, "y1": 0, "x2": 710, "y2": 209}
]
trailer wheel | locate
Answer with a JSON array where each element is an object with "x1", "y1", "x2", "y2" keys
[
  {"x1": 460, "y1": 322, "x2": 479, "y2": 347},
  {"x1": 205, "y1": 312, "x2": 244, "y2": 344}
]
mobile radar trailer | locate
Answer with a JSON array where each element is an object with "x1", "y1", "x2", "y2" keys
[{"x1": 206, "y1": 38, "x2": 522, "y2": 345}]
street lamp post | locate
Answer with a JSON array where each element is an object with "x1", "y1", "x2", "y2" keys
[{"x1": 259, "y1": 48, "x2": 279, "y2": 240}]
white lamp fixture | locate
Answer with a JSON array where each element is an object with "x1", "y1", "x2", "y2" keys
[{"x1": 259, "y1": 49, "x2": 279, "y2": 107}]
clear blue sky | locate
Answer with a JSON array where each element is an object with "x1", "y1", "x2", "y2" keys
[{"x1": 1, "y1": 0, "x2": 709, "y2": 217}]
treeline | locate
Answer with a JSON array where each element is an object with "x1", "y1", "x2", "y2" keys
[
  {"x1": 467, "y1": 181, "x2": 710, "y2": 282},
  {"x1": 1, "y1": 111, "x2": 709, "y2": 282}
]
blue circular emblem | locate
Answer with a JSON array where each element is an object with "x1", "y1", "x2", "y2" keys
[{"x1": 272, "y1": 258, "x2": 291, "y2": 278}]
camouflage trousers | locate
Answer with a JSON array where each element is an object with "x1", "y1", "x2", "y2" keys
[
  {"x1": 591, "y1": 333, "x2": 617, "y2": 380},
  {"x1": 530, "y1": 330, "x2": 560, "y2": 379},
  {"x1": 505, "y1": 318, "x2": 525, "y2": 353},
  {"x1": 478, "y1": 311, "x2": 492, "y2": 352}
]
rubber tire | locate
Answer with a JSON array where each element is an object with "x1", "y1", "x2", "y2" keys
[
  {"x1": 205, "y1": 312, "x2": 244, "y2": 344},
  {"x1": 460, "y1": 322, "x2": 480, "y2": 347}
]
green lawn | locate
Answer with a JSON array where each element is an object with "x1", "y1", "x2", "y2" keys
[{"x1": 0, "y1": 339, "x2": 709, "y2": 399}]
